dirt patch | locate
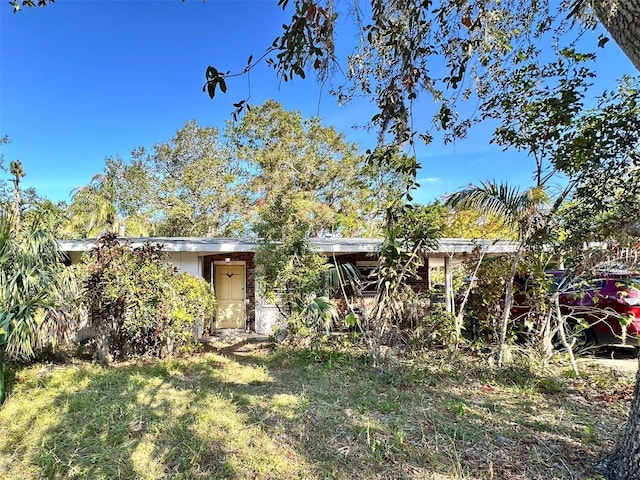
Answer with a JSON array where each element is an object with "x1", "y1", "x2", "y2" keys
[
  {"x1": 200, "y1": 332, "x2": 271, "y2": 357},
  {"x1": 581, "y1": 347, "x2": 639, "y2": 374}
]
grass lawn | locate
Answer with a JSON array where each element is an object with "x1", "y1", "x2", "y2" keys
[{"x1": 0, "y1": 340, "x2": 634, "y2": 479}]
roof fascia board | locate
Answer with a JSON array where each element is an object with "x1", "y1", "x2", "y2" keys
[{"x1": 57, "y1": 237, "x2": 520, "y2": 255}]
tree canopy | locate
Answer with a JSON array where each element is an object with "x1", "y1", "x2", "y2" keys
[
  {"x1": 63, "y1": 101, "x2": 405, "y2": 238},
  {"x1": 201, "y1": 2, "x2": 636, "y2": 149}
]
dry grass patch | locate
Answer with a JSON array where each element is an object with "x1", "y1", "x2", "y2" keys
[{"x1": 0, "y1": 344, "x2": 634, "y2": 479}]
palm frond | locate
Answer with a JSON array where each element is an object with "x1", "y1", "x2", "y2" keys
[
  {"x1": 303, "y1": 296, "x2": 339, "y2": 334},
  {"x1": 323, "y1": 262, "x2": 364, "y2": 297},
  {"x1": 446, "y1": 180, "x2": 550, "y2": 239},
  {"x1": 0, "y1": 213, "x2": 64, "y2": 360}
]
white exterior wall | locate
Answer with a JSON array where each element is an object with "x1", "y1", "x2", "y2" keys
[
  {"x1": 254, "y1": 277, "x2": 280, "y2": 335},
  {"x1": 166, "y1": 252, "x2": 201, "y2": 277}
]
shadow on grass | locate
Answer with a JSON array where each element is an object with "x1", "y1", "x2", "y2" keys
[
  {"x1": 200, "y1": 341, "x2": 618, "y2": 478},
  {"x1": 14, "y1": 361, "x2": 239, "y2": 479},
  {"x1": 0, "y1": 341, "x2": 626, "y2": 479}
]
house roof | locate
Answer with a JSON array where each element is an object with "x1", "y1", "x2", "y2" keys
[{"x1": 58, "y1": 237, "x2": 519, "y2": 256}]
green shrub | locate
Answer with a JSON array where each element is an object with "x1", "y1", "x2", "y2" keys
[
  {"x1": 409, "y1": 303, "x2": 457, "y2": 350},
  {"x1": 462, "y1": 256, "x2": 512, "y2": 344},
  {"x1": 171, "y1": 272, "x2": 216, "y2": 343},
  {"x1": 84, "y1": 234, "x2": 215, "y2": 362}
]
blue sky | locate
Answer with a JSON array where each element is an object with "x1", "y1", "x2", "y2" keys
[{"x1": 0, "y1": 0, "x2": 637, "y2": 205}]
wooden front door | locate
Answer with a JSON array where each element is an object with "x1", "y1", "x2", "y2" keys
[{"x1": 214, "y1": 264, "x2": 245, "y2": 329}]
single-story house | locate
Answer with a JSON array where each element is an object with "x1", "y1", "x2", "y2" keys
[{"x1": 58, "y1": 237, "x2": 519, "y2": 335}]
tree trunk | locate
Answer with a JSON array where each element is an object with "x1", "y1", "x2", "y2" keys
[
  {"x1": 369, "y1": 289, "x2": 387, "y2": 368},
  {"x1": 584, "y1": 1, "x2": 640, "y2": 467},
  {"x1": 0, "y1": 343, "x2": 5, "y2": 404},
  {"x1": 540, "y1": 308, "x2": 554, "y2": 358},
  {"x1": 590, "y1": 0, "x2": 640, "y2": 71},
  {"x1": 455, "y1": 247, "x2": 487, "y2": 346},
  {"x1": 601, "y1": 359, "x2": 640, "y2": 479},
  {"x1": 553, "y1": 293, "x2": 579, "y2": 376},
  {"x1": 593, "y1": 0, "x2": 640, "y2": 451},
  {"x1": 589, "y1": 0, "x2": 640, "y2": 452},
  {"x1": 497, "y1": 249, "x2": 521, "y2": 368}
]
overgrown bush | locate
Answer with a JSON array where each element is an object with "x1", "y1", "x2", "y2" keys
[
  {"x1": 408, "y1": 303, "x2": 457, "y2": 350},
  {"x1": 39, "y1": 263, "x2": 87, "y2": 356},
  {"x1": 172, "y1": 272, "x2": 216, "y2": 341},
  {"x1": 253, "y1": 194, "x2": 331, "y2": 341},
  {"x1": 462, "y1": 256, "x2": 512, "y2": 344},
  {"x1": 84, "y1": 234, "x2": 214, "y2": 362}
]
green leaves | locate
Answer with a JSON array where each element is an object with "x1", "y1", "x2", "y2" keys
[
  {"x1": 267, "y1": 1, "x2": 335, "y2": 83},
  {"x1": 84, "y1": 235, "x2": 210, "y2": 361},
  {"x1": 446, "y1": 181, "x2": 549, "y2": 241},
  {"x1": 231, "y1": 100, "x2": 248, "y2": 122},
  {"x1": 151, "y1": 120, "x2": 246, "y2": 236},
  {"x1": 203, "y1": 65, "x2": 228, "y2": 99},
  {"x1": 597, "y1": 34, "x2": 609, "y2": 48},
  {"x1": 0, "y1": 213, "x2": 64, "y2": 362},
  {"x1": 552, "y1": 76, "x2": 640, "y2": 245},
  {"x1": 302, "y1": 296, "x2": 338, "y2": 334},
  {"x1": 232, "y1": 100, "x2": 400, "y2": 236}
]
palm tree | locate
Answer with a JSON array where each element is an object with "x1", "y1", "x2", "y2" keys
[
  {"x1": 65, "y1": 169, "x2": 155, "y2": 239},
  {"x1": 0, "y1": 214, "x2": 64, "y2": 403},
  {"x1": 446, "y1": 181, "x2": 549, "y2": 367},
  {"x1": 9, "y1": 160, "x2": 25, "y2": 231},
  {"x1": 65, "y1": 173, "x2": 119, "y2": 238}
]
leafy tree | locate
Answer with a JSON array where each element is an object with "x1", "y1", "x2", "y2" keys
[
  {"x1": 541, "y1": 76, "x2": 640, "y2": 479},
  {"x1": 447, "y1": 181, "x2": 550, "y2": 366},
  {"x1": 65, "y1": 173, "x2": 118, "y2": 238},
  {"x1": 253, "y1": 193, "x2": 329, "y2": 325},
  {"x1": 369, "y1": 202, "x2": 442, "y2": 365},
  {"x1": 68, "y1": 105, "x2": 401, "y2": 238},
  {"x1": 523, "y1": 78, "x2": 640, "y2": 370},
  {"x1": 227, "y1": 100, "x2": 404, "y2": 236},
  {"x1": 442, "y1": 205, "x2": 516, "y2": 240},
  {"x1": 9, "y1": 161, "x2": 24, "y2": 230},
  {"x1": 481, "y1": 47, "x2": 597, "y2": 187},
  {"x1": 446, "y1": 48, "x2": 617, "y2": 370},
  {"x1": 198, "y1": 2, "x2": 636, "y2": 155},
  {"x1": 252, "y1": 192, "x2": 347, "y2": 347},
  {"x1": 149, "y1": 120, "x2": 247, "y2": 236},
  {"x1": 0, "y1": 155, "x2": 78, "y2": 403},
  {"x1": 461, "y1": 254, "x2": 512, "y2": 344},
  {"x1": 0, "y1": 138, "x2": 48, "y2": 229},
  {"x1": 63, "y1": 123, "x2": 244, "y2": 238},
  {"x1": 64, "y1": 156, "x2": 155, "y2": 239},
  {"x1": 553, "y1": 76, "x2": 640, "y2": 245}
]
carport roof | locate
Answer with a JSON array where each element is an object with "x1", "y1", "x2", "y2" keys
[{"x1": 58, "y1": 237, "x2": 519, "y2": 256}]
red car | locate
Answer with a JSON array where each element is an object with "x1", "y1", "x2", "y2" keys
[
  {"x1": 465, "y1": 270, "x2": 640, "y2": 346},
  {"x1": 556, "y1": 271, "x2": 640, "y2": 346}
]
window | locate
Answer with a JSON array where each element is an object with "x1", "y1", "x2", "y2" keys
[{"x1": 356, "y1": 261, "x2": 379, "y2": 294}]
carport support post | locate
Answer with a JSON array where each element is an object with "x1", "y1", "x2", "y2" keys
[
  {"x1": 425, "y1": 254, "x2": 431, "y2": 291},
  {"x1": 444, "y1": 255, "x2": 454, "y2": 314}
]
